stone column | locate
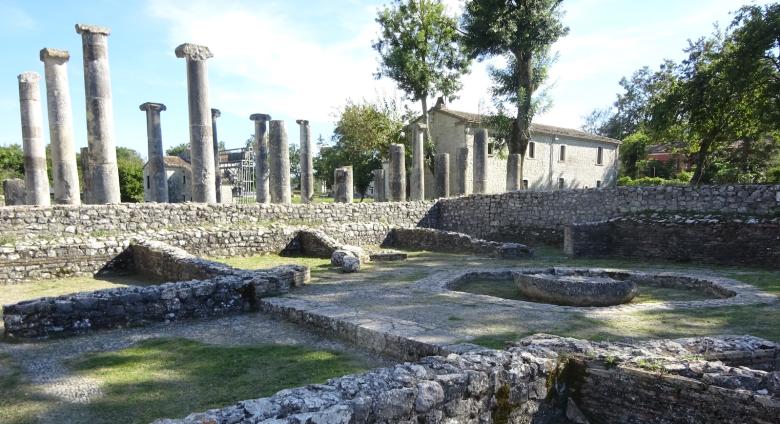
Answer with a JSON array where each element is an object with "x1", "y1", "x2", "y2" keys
[
  {"x1": 333, "y1": 166, "x2": 353, "y2": 203},
  {"x1": 388, "y1": 143, "x2": 406, "y2": 202},
  {"x1": 250, "y1": 114, "x2": 272, "y2": 204},
  {"x1": 75, "y1": 24, "x2": 120, "y2": 204},
  {"x1": 211, "y1": 108, "x2": 222, "y2": 203},
  {"x1": 506, "y1": 153, "x2": 521, "y2": 191},
  {"x1": 40, "y1": 48, "x2": 80, "y2": 205},
  {"x1": 296, "y1": 119, "x2": 314, "y2": 204},
  {"x1": 17, "y1": 72, "x2": 50, "y2": 206},
  {"x1": 268, "y1": 120, "x2": 291, "y2": 204},
  {"x1": 410, "y1": 124, "x2": 425, "y2": 201},
  {"x1": 473, "y1": 128, "x2": 488, "y2": 194},
  {"x1": 456, "y1": 147, "x2": 469, "y2": 196},
  {"x1": 175, "y1": 43, "x2": 216, "y2": 203},
  {"x1": 80, "y1": 147, "x2": 92, "y2": 204},
  {"x1": 435, "y1": 153, "x2": 450, "y2": 198},
  {"x1": 139, "y1": 102, "x2": 169, "y2": 203},
  {"x1": 372, "y1": 169, "x2": 385, "y2": 202},
  {"x1": 2, "y1": 179, "x2": 26, "y2": 206}
]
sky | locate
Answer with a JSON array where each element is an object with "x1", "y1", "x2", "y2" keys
[{"x1": 0, "y1": 0, "x2": 773, "y2": 159}]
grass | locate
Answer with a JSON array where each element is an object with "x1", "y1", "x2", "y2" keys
[
  {"x1": 215, "y1": 254, "x2": 334, "y2": 274},
  {"x1": 451, "y1": 277, "x2": 718, "y2": 304},
  {"x1": 0, "y1": 338, "x2": 373, "y2": 424}
]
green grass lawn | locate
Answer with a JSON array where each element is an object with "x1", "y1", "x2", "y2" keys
[
  {"x1": 451, "y1": 277, "x2": 719, "y2": 304},
  {"x1": 1, "y1": 338, "x2": 374, "y2": 424},
  {"x1": 216, "y1": 254, "x2": 334, "y2": 274}
]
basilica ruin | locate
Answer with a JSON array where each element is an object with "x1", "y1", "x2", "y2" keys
[{"x1": 1, "y1": 21, "x2": 779, "y2": 424}]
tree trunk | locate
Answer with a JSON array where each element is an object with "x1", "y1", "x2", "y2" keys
[
  {"x1": 421, "y1": 96, "x2": 435, "y2": 173},
  {"x1": 691, "y1": 138, "x2": 713, "y2": 185},
  {"x1": 513, "y1": 52, "x2": 533, "y2": 189}
]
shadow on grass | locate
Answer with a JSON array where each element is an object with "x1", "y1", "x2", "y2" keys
[
  {"x1": 0, "y1": 353, "x2": 58, "y2": 424},
  {"x1": 59, "y1": 338, "x2": 371, "y2": 424}
]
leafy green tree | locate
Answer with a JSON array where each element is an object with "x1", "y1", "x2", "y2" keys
[
  {"x1": 462, "y1": 0, "x2": 569, "y2": 186},
  {"x1": 289, "y1": 144, "x2": 301, "y2": 189},
  {"x1": 165, "y1": 143, "x2": 189, "y2": 157},
  {"x1": 373, "y1": 0, "x2": 471, "y2": 143},
  {"x1": 0, "y1": 144, "x2": 25, "y2": 197},
  {"x1": 315, "y1": 98, "x2": 408, "y2": 200},
  {"x1": 116, "y1": 147, "x2": 144, "y2": 202},
  {"x1": 619, "y1": 132, "x2": 650, "y2": 178}
]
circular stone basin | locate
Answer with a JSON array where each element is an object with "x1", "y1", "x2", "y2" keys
[{"x1": 513, "y1": 272, "x2": 638, "y2": 306}]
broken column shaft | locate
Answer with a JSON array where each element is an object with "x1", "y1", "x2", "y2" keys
[
  {"x1": 410, "y1": 124, "x2": 425, "y2": 201},
  {"x1": 456, "y1": 146, "x2": 469, "y2": 196},
  {"x1": 17, "y1": 72, "x2": 50, "y2": 206},
  {"x1": 40, "y1": 48, "x2": 80, "y2": 205},
  {"x1": 297, "y1": 119, "x2": 313, "y2": 204},
  {"x1": 268, "y1": 120, "x2": 291, "y2": 204},
  {"x1": 211, "y1": 108, "x2": 222, "y2": 203},
  {"x1": 473, "y1": 128, "x2": 488, "y2": 194},
  {"x1": 76, "y1": 24, "x2": 121, "y2": 204},
  {"x1": 334, "y1": 166, "x2": 353, "y2": 203},
  {"x1": 139, "y1": 102, "x2": 169, "y2": 203},
  {"x1": 175, "y1": 43, "x2": 216, "y2": 203},
  {"x1": 388, "y1": 143, "x2": 406, "y2": 202},
  {"x1": 373, "y1": 169, "x2": 386, "y2": 202},
  {"x1": 250, "y1": 114, "x2": 272, "y2": 204},
  {"x1": 435, "y1": 153, "x2": 450, "y2": 198}
]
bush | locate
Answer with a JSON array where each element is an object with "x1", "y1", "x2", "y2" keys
[{"x1": 617, "y1": 176, "x2": 689, "y2": 187}]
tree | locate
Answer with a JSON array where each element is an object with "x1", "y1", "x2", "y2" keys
[
  {"x1": 619, "y1": 132, "x2": 650, "y2": 179},
  {"x1": 315, "y1": 98, "x2": 408, "y2": 200},
  {"x1": 373, "y1": 0, "x2": 471, "y2": 144},
  {"x1": 116, "y1": 147, "x2": 144, "y2": 202},
  {"x1": 462, "y1": 0, "x2": 569, "y2": 187},
  {"x1": 0, "y1": 144, "x2": 25, "y2": 197},
  {"x1": 166, "y1": 143, "x2": 189, "y2": 157},
  {"x1": 289, "y1": 144, "x2": 301, "y2": 189}
]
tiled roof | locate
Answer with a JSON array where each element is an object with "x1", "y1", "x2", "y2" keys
[
  {"x1": 144, "y1": 155, "x2": 191, "y2": 169},
  {"x1": 425, "y1": 108, "x2": 622, "y2": 145}
]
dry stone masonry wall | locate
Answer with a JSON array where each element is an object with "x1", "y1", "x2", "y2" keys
[
  {"x1": 437, "y1": 184, "x2": 780, "y2": 244},
  {"x1": 381, "y1": 227, "x2": 532, "y2": 258},
  {"x1": 565, "y1": 213, "x2": 780, "y2": 268}
]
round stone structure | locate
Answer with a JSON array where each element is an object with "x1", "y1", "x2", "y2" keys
[{"x1": 513, "y1": 271, "x2": 638, "y2": 306}]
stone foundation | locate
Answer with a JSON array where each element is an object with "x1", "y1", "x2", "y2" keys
[{"x1": 381, "y1": 227, "x2": 532, "y2": 258}]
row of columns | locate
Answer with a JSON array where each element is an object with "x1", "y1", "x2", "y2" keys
[{"x1": 372, "y1": 127, "x2": 491, "y2": 202}]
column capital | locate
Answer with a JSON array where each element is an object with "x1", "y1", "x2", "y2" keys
[
  {"x1": 18, "y1": 72, "x2": 40, "y2": 84},
  {"x1": 40, "y1": 48, "x2": 70, "y2": 63},
  {"x1": 211, "y1": 108, "x2": 221, "y2": 119},
  {"x1": 139, "y1": 102, "x2": 167, "y2": 112},
  {"x1": 295, "y1": 119, "x2": 309, "y2": 126},
  {"x1": 75, "y1": 24, "x2": 111, "y2": 35},
  {"x1": 175, "y1": 43, "x2": 213, "y2": 61},
  {"x1": 250, "y1": 113, "x2": 272, "y2": 123}
]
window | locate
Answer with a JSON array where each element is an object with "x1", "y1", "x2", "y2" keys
[
  {"x1": 183, "y1": 174, "x2": 186, "y2": 184},
  {"x1": 558, "y1": 177, "x2": 565, "y2": 189},
  {"x1": 559, "y1": 145, "x2": 566, "y2": 161},
  {"x1": 528, "y1": 142, "x2": 535, "y2": 159},
  {"x1": 596, "y1": 180, "x2": 602, "y2": 188},
  {"x1": 523, "y1": 179, "x2": 529, "y2": 189},
  {"x1": 597, "y1": 147, "x2": 603, "y2": 165},
  {"x1": 146, "y1": 176, "x2": 150, "y2": 189}
]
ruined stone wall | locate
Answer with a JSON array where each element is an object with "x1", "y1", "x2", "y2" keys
[
  {"x1": 437, "y1": 184, "x2": 780, "y2": 244},
  {"x1": 565, "y1": 214, "x2": 780, "y2": 268},
  {"x1": 0, "y1": 223, "x2": 395, "y2": 284},
  {"x1": 0, "y1": 200, "x2": 437, "y2": 237}
]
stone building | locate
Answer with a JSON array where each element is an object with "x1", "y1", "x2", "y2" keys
[
  {"x1": 143, "y1": 156, "x2": 192, "y2": 203},
  {"x1": 410, "y1": 100, "x2": 621, "y2": 196}
]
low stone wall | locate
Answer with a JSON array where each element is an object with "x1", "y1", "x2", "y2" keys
[
  {"x1": 2, "y1": 239, "x2": 310, "y2": 338},
  {"x1": 564, "y1": 214, "x2": 780, "y2": 268},
  {"x1": 437, "y1": 184, "x2": 780, "y2": 244},
  {"x1": 381, "y1": 227, "x2": 532, "y2": 258},
  {"x1": 0, "y1": 200, "x2": 438, "y2": 238}
]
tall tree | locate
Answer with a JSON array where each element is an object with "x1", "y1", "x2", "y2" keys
[
  {"x1": 462, "y1": 0, "x2": 569, "y2": 187},
  {"x1": 373, "y1": 0, "x2": 471, "y2": 144}
]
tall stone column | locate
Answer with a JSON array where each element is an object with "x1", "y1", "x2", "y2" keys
[
  {"x1": 506, "y1": 153, "x2": 521, "y2": 191},
  {"x1": 211, "y1": 108, "x2": 222, "y2": 203},
  {"x1": 296, "y1": 119, "x2": 314, "y2": 204},
  {"x1": 372, "y1": 169, "x2": 385, "y2": 202},
  {"x1": 333, "y1": 166, "x2": 353, "y2": 203},
  {"x1": 250, "y1": 114, "x2": 272, "y2": 204},
  {"x1": 76, "y1": 24, "x2": 120, "y2": 204},
  {"x1": 473, "y1": 128, "x2": 488, "y2": 194},
  {"x1": 410, "y1": 124, "x2": 425, "y2": 201},
  {"x1": 268, "y1": 120, "x2": 291, "y2": 204},
  {"x1": 456, "y1": 147, "x2": 469, "y2": 196},
  {"x1": 175, "y1": 43, "x2": 216, "y2": 203},
  {"x1": 80, "y1": 147, "x2": 92, "y2": 204},
  {"x1": 17, "y1": 72, "x2": 50, "y2": 206},
  {"x1": 435, "y1": 153, "x2": 450, "y2": 199},
  {"x1": 139, "y1": 102, "x2": 169, "y2": 203},
  {"x1": 40, "y1": 48, "x2": 80, "y2": 205},
  {"x1": 388, "y1": 143, "x2": 406, "y2": 202}
]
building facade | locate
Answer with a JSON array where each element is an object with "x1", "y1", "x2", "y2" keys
[
  {"x1": 411, "y1": 102, "x2": 621, "y2": 196},
  {"x1": 142, "y1": 156, "x2": 192, "y2": 203}
]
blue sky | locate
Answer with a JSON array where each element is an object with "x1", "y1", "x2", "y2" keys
[{"x1": 0, "y1": 0, "x2": 772, "y2": 159}]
